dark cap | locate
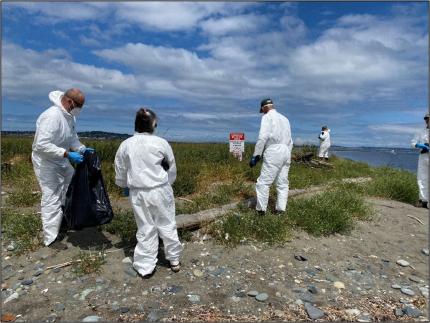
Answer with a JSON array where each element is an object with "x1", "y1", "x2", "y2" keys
[{"x1": 260, "y1": 98, "x2": 273, "y2": 113}]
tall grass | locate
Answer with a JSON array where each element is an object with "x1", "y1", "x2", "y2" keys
[
  {"x1": 287, "y1": 189, "x2": 371, "y2": 236},
  {"x1": 366, "y1": 167, "x2": 418, "y2": 204}
]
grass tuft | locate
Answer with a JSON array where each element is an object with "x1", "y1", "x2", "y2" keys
[
  {"x1": 287, "y1": 189, "x2": 371, "y2": 236},
  {"x1": 71, "y1": 250, "x2": 105, "y2": 276},
  {"x1": 209, "y1": 205, "x2": 292, "y2": 246}
]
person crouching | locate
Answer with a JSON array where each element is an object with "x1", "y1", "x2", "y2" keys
[{"x1": 114, "y1": 108, "x2": 182, "y2": 278}]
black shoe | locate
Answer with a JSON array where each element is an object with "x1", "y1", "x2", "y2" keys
[
  {"x1": 139, "y1": 268, "x2": 156, "y2": 279},
  {"x1": 49, "y1": 240, "x2": 68, "y2": 250},
  {"x1": 170, "y1": 261, "x2": 181, "y2": 273},
  {"x1": 422, "y1": 201, "x2": 428, "y2": 209},
  {"x1": 274, "y1": 210, "x2": 285, "y2": 215},
  {"x1": 257, "y1": 210, "x2": 266, "y2": 216}
]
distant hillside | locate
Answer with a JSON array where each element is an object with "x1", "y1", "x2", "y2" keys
[{"x1": 2, "y1": 131, "x2": 131, "y2": 140}]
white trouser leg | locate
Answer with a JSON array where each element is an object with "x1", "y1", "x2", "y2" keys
[
  {"x1": 130, "y1": 189, "x2": 159, "y2": 276},
  {"x1": 256, "y1": 160, "x2": 280, "y2": 212},
  {"x1": 154, "y1": 185, "x2": 182, "y2": 262},
  {"x1": 130, "y1": 185, "x2": 182, "y2": 276},
  {"x1": 318, "y1": 146, "x2": 328, "y2": 158},
  {"x1": 275, "y1": 162, "x2": 291, "y2": 211},
  {"x1": 34, "y1": 164, "x2": 74, "y2": 246},
  {"x1": 417, "y1": 154, "x2": 429, "y2": 202}
]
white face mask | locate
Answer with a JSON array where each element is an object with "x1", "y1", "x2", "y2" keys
[{"x1": 70, "y1": 107, "x2": 82, "y2": 117}]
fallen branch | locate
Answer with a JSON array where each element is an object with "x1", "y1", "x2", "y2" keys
[
  {"x1": 405, "y1": 214, "x2": 424, "y2": 225},
  {"x1": 175, "y1": 178, "x2": 372, "y2": 229},
  {"x1": 178, "y1": 197, "x2": 195, "y2": 203},
  {"x1": 45, "y1": 260, "x2": 78, "y2": 270}
]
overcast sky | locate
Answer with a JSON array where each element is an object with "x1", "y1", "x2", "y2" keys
[{"x1": 2, "y1": 2, "x2": 428, "y2": 147}]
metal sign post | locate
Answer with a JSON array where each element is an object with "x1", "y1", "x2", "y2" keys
[{"x1": 229, "y1": 133, "x2": 245, "y2": 161}]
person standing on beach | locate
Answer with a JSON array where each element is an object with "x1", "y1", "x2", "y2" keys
[
  {"x1": 32, "y1": 89, "x2": 94, "y2": 250},
  {"x1": 114, "y1": 108, "x2": 182, "y2": 278},
  {"x1": 411, "y1": 113, "x2": 429, "y2": 208},
  {"x1": 318, "y1": 126, "x2": 331, "y2": 161},
  {"x1": 249, "y1": 98, "x2": 293, "y2": 215}
]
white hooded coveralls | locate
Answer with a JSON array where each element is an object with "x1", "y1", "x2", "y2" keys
[
  {"x1": 318, "y1": 129, "x2": 331, "y2": 158},
  {"x1": 114, "y1": 133, "x2": 182, "y2": 276},
  {"x1": 253, "y1": 109, "x2": 293, "y2": 212},
  {"x1": 32, "y1": 91, "x2": 85, "y2": 246},
  {"x1": 411, "y1": 127, "x2": 429, "y2": 202}
]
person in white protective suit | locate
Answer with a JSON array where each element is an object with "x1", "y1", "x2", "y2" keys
[
  {"x1": 114, "y1": 108, "x2": 182, "y2": 278},
  {"x1": 318, "y1": 126, "x2": 331, "y2": 160},
  {"x1": 249, "y1": 98, "x2": 293, "y2": 215},
  {"x1": 32, "y1": 89, "x2": 94, "y2": 250},
  {"x1": 411, "y1": 113, "x2": 429, "y2": 208}
]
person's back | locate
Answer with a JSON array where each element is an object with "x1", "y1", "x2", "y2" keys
[
  {"x1": 114, "y1": 108, "x2": 182, "y2": 278},
  {"x1": 265, "y1": 109, "x2": 293, "y2": 152},
  {"x1": 116, "y1": 134, "x2": 176, "y2": 189}
]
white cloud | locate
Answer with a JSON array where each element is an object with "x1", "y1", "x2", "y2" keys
[
  {"x1": 200, "y1": 14, "x2": 268, "y2": 36},
  {"x1": 7, "y1": 2, "x2": 108, "y2": 22},
  {"x1": 114, "y1": 2, "x2": 252, "y2": 32},
  {"x1": 2, "y1": 42, "x2": 140, "y2": 100}
]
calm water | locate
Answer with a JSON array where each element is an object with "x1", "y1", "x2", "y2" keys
[{"x1": 331, "y1": 147, "x2": 419, "y2": 173}]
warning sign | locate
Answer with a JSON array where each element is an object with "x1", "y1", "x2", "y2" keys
[{"x1": 229, "y1": 132, "x2": 245, "y2": 161}]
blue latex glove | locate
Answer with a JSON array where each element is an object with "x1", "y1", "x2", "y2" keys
[
  {"x1": 68, "y1": 152, "x2": 83, "y2": 164},
  {"x1": 416, "y1": 143, "x2": 428, "y2": 150},
  {"x1": 249, "y1": 155, "x2": 261, "y2": 168},
  {"x1": 83, "y1": 147, "x2": 95, "y2": 153}
]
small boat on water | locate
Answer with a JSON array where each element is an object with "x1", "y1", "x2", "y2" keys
[{"x1": 390, "y1": 149, "x2": 396, "y2": 154}]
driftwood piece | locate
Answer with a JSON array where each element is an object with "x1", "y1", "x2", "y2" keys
[
  {"x1": 175, "y1": 177, "x2": 373, "y2": 229},
  {"x1": 405, "y1": 214, "x2": 424, "y2": 225}
]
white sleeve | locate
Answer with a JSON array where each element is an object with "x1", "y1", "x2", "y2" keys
[
  {"x1": 114, "y1": 143, "x2": 128, "y2": 188},
  {"x1": 253, "y1": 115, "x2": 270, "y2": 157},
  {"x1": 164, "y1": 142, "x2": 177, "y2": 185},
  {"x1": 319, "y1": 131, "x2": 328, "y2": 140},
  {"x1": 33, "y1": 115, "x2": 67, "y2": 158}
]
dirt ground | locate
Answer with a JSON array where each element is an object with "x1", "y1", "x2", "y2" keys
[{"x1": 2, "y1": 197, "x2": 429, "y2": 322}]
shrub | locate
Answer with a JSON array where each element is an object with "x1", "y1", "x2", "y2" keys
[{"x1": 71, "y1": 250, "x2": 105, "y2": 276}]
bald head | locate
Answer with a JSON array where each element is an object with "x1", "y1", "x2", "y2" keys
[{"x1": 64, "y1": 88, "x2": 85, "y2": 108}]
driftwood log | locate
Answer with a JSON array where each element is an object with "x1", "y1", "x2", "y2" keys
[{"x1": 175, "y1": 177, "x2": 372, "y2": 229}]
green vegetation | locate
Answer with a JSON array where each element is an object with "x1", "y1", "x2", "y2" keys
[
  {"x1": 287, "y1": 189, "x2": 371, "y2": 236},
  {"x1": 2, "y1": 208, "x2": 43, "y2": 253},
  {"x1": 1, "y1": 135, "x2": 421, "y2": 251},
  {"x1": 104, "y1": 209, "x2": 137, "y2": 243},
  {"x1": 71, "y1": 250, "x2": 106, "y2": 276},
  {"x1": 210, "y1": 205, "x2": 292, "y2": 246}
]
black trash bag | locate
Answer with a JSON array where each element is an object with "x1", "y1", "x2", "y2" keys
[{"x1": 64, "y1": 150, "x2": 114, "y2": 230}]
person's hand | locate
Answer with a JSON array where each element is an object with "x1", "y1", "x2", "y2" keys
[
  {"x1": 67, "y1": 152, "x2": 83, "y2": 164},
  {"x1": 249, "y1": 155, "x2": 261, "y2": 168},
  {"x1": 161, "y1": 158, "x2": 170, "y2": 171}
]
